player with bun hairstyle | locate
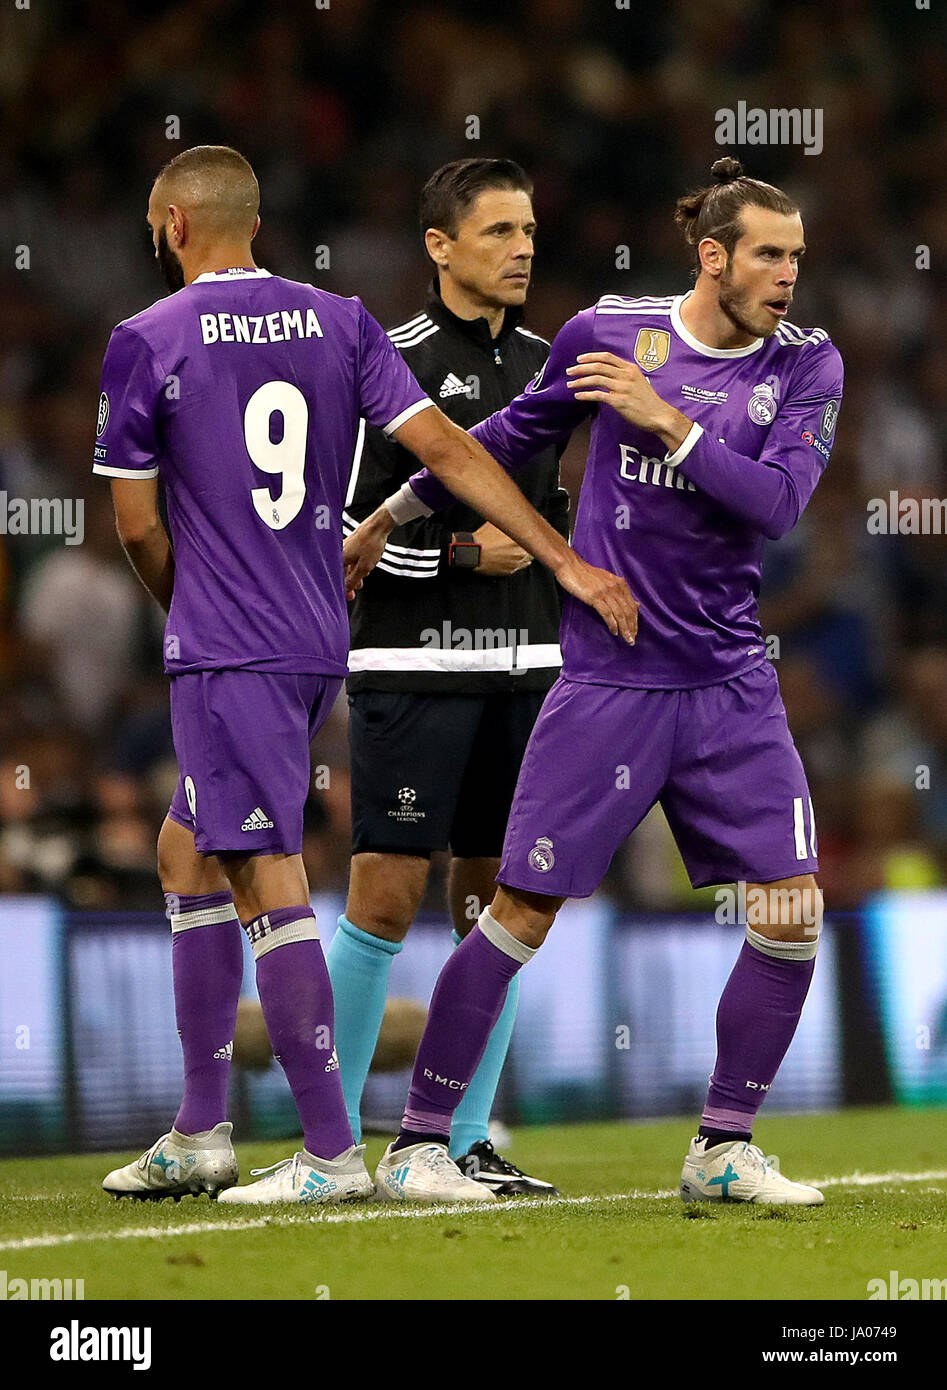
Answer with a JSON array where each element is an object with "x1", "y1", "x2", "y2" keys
[
  {"x1": 347, "y1": 155, "x2": 844, "y2": 1206},
  {"x1": 670, "y1": 156, "x2": 805, "y2": 341},
  {"x1": 675, "y1": 157, "x2": 799, "y2": 262}
]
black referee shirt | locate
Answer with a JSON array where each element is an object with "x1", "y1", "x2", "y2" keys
[{"x1": 344, "y1": 282, "x2": 569, "y2": 695}]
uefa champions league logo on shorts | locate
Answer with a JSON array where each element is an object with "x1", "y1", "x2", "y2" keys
[
  {"x1": 528, "y1": 836, "x2": 556, "y2": 872},
  {"x1": 746, "y1": 382, "x2": 778, "y2": 426},
  {"x1": 388, "y1": 786, "x2": 423, "y2": 824}
]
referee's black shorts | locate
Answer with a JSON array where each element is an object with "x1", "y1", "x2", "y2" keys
[{"x1": 348, "y1": 688, "x2": 550, "y2": 859}]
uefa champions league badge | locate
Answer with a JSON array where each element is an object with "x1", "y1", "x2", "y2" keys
[
  {"x1": 96, "y1": 391, "x2": 109, "y2": 436},
  {"x1": 820, "y1": 398, "x2": 839, "y2": 439},
  {"x1": 746, "y1": 382, "x2": 778, "y2": 425},
  {"x1": 528, "y1": 836, "x2": 555, "y2": 872}
]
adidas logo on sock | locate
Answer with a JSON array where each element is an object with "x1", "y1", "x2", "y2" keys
[
  {"x1": 213, "y1": 1041, "x2": 234, "y2": 1061},
  {"x1": 241, "y1": 806, "x2": 274, "y2": 831},
  {"x1": 438, "y1": 372, "x2": 472, "y2": 399}
]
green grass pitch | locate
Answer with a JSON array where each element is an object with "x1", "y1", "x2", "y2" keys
[{"x1": 1, "y1": 1107, "x2": 945, "y2": 1301}]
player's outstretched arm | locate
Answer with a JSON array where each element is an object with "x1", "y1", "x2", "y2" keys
[
  {"x1": 343, "y1": 405, "x2": 637, "y2": 644},
  {"x1": 109, "y1": 476, "x2": 175, "y2": 612},
  {"x1": 385, "y1": 307, "x2": 596, "y2": 519}
]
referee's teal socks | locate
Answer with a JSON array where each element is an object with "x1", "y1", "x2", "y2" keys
[
  {"x1": 325, "y1": 915, "x2": 402, "y2": 1142},
  {"x1": 325, "y1": 916, "x2": 518, "y2": 1153}
]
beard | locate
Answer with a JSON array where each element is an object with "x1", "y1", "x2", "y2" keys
[
  {"x1": 156, "y1": 227, "x2": 186, "y2": 292},
  {"x1": 717, "y1": 266, "x2": 773, "y2": 339}
]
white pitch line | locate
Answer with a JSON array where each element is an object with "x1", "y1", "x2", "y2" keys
[
  {"x1": 815, "y1": 1168, "x2": 947, "y2": 1189},
  {"x1": 2, "y1": 1168, "x2": 945, "y2": 1253},
  {"x1": 0, "y1": 1195, "x2": 660, "y2": 1252}
]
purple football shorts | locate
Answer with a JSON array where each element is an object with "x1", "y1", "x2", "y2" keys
[
  {"x1": 499, "y1": 662, "x2": 818, "y2": 897},
  {"x1": 168, "y1": 669, "x2": 341, "y2": 856}
]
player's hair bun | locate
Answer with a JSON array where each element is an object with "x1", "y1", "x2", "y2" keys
[
  {"x1": 710, "y1": 157, "x2": 744, "y2": 185},
  {"x1": 674, "y1": 159, "x2": 794, "y2": 258}
]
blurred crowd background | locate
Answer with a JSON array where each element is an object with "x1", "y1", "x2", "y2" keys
[{"x1": 1, "y1": 0, "x2": 945, "y2": 915}]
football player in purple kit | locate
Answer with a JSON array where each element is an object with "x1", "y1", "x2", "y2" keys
[
  {"x1": 95, "y1": 145, "x2": 636, "y2": 1206},
  {"x1": 346, "y1": 158, "x2": 843, "y2": 1205}
]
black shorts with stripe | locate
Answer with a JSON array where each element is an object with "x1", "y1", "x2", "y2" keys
[{"x1": 348, "y1": 688, "x2": 549, "y2": 858}]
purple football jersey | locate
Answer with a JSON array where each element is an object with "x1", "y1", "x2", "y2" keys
[
  {"x1": 407, "y1": 292, "x2": 843, "y2": 689},
  {"x1": 94, "y1": 268, "x2": 431, "y2": 675}
]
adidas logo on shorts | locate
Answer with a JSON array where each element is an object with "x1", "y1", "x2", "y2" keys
[{"x1": 241, "y1": 806, "x2": 275, "y2": 831}]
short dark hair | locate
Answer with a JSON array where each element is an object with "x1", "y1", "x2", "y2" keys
[
  {"x1": 419, "y1": 158, "x2": 533, "y2": 259},
  {"x1": 674, "y1": 157, "x2": 798, "y2": 267},
  {"x1": 154, "y1": 145, "x2": 259, "y2": 235}
]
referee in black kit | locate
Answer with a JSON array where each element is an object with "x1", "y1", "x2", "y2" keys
[{"x1": 327, "y1": 159, "x2": 564, "y2": 1196}]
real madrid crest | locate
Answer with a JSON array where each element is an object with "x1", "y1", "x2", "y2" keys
[
  {"x1": 746, "y1": 382, "x2": 778, "y2": 426},
  {"x1": 633, "y1": 328, "x2": 670, "y2": 373},
  {"x1": 528, "y1": 836, "x2": 556, "y2": 872}
]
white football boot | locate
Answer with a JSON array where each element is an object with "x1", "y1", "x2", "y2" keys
[
  {"x1": 217, "y1": 1144, "x2": 373, "y2": 1206},
  {"x1": 375, "y1": 1141, "x2": 497, "y2": 1204},
  {"x1": 102, "y1": 1122, "x2": 237, "y2": 1201},
  {"x1": 680, "y1": 1137, "x2": 825, "y2": 1206}
]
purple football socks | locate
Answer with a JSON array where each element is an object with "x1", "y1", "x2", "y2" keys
[
  {"x1": 396, "y1": 911, "x2": 535, "y2": 1149},
  {"x1": 244, "y1": 905, "x2": 354, "y2": 1161},
  {"x1": 701, "y1": 926, "x2": 818, "y2": 1140},
  {"x1": 166, "y1": 890, "x2": 244, "y2": 1136}
]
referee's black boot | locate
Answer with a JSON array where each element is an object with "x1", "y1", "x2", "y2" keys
[{"x1": 455, "y1": 1139, "x2": 560, "y2": 1197}]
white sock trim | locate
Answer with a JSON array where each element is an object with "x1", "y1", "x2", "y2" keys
[
  {"x1": 170, "y1": 902, "x2": 239, "y2": 933},
  {"x1": 246, "y1": 912, "x2": 320, "y2": 961},
  {"x1": 477, "y1": 908, "x2": 536, "y2": 965},
  {"x1": 746, "y1": 924, "x2": 819, "y2": 961}
]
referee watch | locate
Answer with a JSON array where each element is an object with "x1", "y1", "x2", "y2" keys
[{"x1": 448, "y1": 531, "x2": 482, "y2": 569}]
